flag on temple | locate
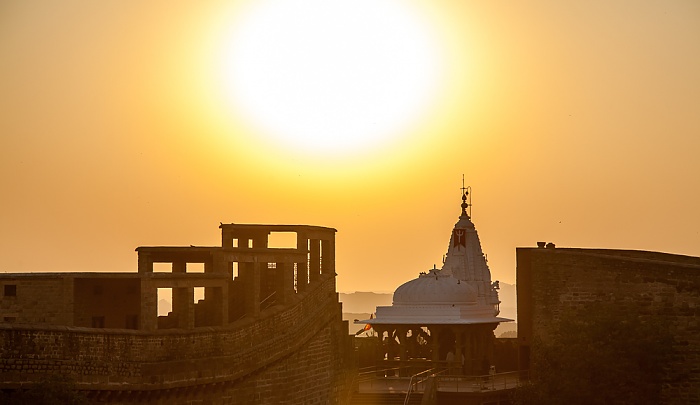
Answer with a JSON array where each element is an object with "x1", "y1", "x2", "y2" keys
[
  {"x1": 363, "y1": 314, "x2": 374, "y2": 331},
  {"x1": 355, "y1": 314, "x2": 373, "y2": 335}
]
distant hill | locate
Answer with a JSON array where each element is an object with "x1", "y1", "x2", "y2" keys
[
  {"x1": 338, "y1": 292, "x2": 392, "y2": 314},
  {"x1": 158, "y1": 299, "x2": 172, "y2": 316}
]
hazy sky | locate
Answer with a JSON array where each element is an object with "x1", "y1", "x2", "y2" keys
[{"x1": 2, "y1": 0, "x2": 699, "y2": 293}]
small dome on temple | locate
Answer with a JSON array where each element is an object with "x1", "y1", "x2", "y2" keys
[{"x1": 393, "y1": 272, "x2": 477, "y2": 306}]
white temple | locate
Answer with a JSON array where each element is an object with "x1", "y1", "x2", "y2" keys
[
  {"x1": 356, "y1": 187, "x2": 512, "y2": 373},
  {"x1": 364, "y1": 188, "x2": 510, "y2": 326}
]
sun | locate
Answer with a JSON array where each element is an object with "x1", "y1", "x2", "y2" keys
[{"x1": 217, "y1": 0, "x2": 444, "y2": 157}]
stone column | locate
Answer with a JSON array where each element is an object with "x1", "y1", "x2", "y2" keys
[
  {"x1": 309, "y1": 239, "x2": 320, "y2": 283},
  {"x1": 139, "y1": 277, "x2": 157, "y2": 331},
  {"x1": 241, "y1": 262, "x2": 260, "y2": 317},
  {"x1": 464, "y1": 329, "x2": 473, "y2": 374},
  {"x1": 429, "y1": 326, "x2": 440, "y2": 362},
  {"x1": 205, "y1": 286, "x2": 226, "y2": 326},
  {"x1": 173, "y1": 286, "x2": 195, "y2": 329},
  {"x1": 138, "y1": 253, "x2": 153, "y2": 273},
  {"x1": 454, "y1": 327, "x2": 464, "y2": 375},
  {"x1": 222, "y1": 230, "x2": 233, "y2": 248},
  {"x1": 172, "y1": 261, "x2": 186, "y2": 273},
  {"x1": 397, "y1": 327, "x2": 409, "y2": 361},
  {"x1": 276, "y1": 262, "x2": 294, "y2": 305},
  {"x1": 321, "y1": 239, "x2": 332, "y2": 276},
  {"x1": 296, "y1": 262, "x2": 308, "y2": 293}
]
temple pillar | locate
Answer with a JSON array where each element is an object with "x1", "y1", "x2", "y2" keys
[
  {"x1": 429, "y1": 326, "x2": 440, "y2": 362},
  {"x1": 454, "y1": 327, "x2": 464, "y2": 375},
  {"x1": 464, "y1": 329, "x2": 474, "y2": 374}
]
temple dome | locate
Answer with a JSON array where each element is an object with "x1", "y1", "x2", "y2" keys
[{"x1": 392, "y1": 271, "x2": 477, "y2": 306}]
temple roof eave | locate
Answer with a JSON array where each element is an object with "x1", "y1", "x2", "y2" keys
[{"x1": 354, "y1": 317, "x2": 514, "y2": 326}]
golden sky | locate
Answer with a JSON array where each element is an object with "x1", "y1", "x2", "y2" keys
[{"x1": 1, "y1": 0, "x2": 699, "y2": 292}]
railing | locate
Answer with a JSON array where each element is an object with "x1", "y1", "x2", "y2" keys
[
  {"x1": 435, "y1": 370, "x2": 527, "y2": 392},
  {"x1": 404, "y1": 367, "x2": 443, "y2": 405},
  {"x1": 354, "y1": 363, "x2": 528, "y2": 397}
]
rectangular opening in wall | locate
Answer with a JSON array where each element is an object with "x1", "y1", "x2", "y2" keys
[
  {"x1": 232, "y1": 262, "x2": 239, "y2": 279},
  {"x1": 293, "y1": 263, "x2": 298, "y2": 293},
  {"x1": 157, "y1": 288, "x2": 173, "y2": 317},
  {"x1": 268, "y1": 232, "x2": 297, "y2": 248},
  {"x1": 233, "y1": 239, "x2": 238, "y2": 247},
  {"x1": 194, "y1": 287, "x2": 205, "y2": 303},
  {"x1": 153, "y1": 263, "x2": 172, "y2": 273},
  {"x1": 187, "y1": 263, "x2": 205, "y2": 273},
  {"x1": 4, "y1": 284, "x2": 17, "y2": 297}
]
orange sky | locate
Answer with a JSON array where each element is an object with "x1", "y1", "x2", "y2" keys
[{"x1": 1, "y1": 1, "x2": 699, "y2": 293}]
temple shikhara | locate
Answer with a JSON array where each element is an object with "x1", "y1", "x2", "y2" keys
[{"x1": 356, "y1": 187, "x2": 513, "y2": 379}]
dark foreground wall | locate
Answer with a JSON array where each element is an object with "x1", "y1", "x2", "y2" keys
[
  {"x1": 0, "y1": 276, "x2": 354, "y2": 404},
  {"x1": 517, "y1": 247, "x2": 700, "y2": 404}
]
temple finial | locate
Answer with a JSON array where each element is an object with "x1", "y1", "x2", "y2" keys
[{"x1": 460, "y1": 175, "x2": 471, "y2": 218}]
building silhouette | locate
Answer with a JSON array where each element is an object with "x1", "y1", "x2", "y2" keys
[{"x1": 0, "y1": 223, "x2": 353, "y2": 404}]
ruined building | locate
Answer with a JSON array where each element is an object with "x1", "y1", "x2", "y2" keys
[{"x1": 0, "y1": 223, "x2": 354, "y2": 404}]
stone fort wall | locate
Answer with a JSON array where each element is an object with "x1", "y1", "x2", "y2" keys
[
  {"x1": 517, "y1": 247, "x2": 700, "y2": 404},
  {"x1": 0, "y1": 276, "x2": 353, "y2": 404}
]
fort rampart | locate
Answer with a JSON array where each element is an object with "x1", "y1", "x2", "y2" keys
[
  {"x1": 517, "y1": 247, "x2": 700, "y2": 404},
  {"x1": 0, "y1": 223, "x2": 354, "y2": 404}
]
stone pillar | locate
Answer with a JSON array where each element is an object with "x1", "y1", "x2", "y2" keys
[
  {"x1": 172, "y1": 261, "x2": 186, "y2": 273},
  {"x1": 205, "y1": 286, "x2": 226, "y2": 326},
  {"x1": 430, "y1": 326, "x2": 440, "y2": 362},
  {"x1": 296, "y1": 262, "x2": 308, "y2": 293},
  {"x1": 463, "y1": 329, "x2": 473, "y2": 374},
  {"x1": 241, "y1": 262, "x2": 260, "y2": 317},
  {"x1": 454, "y1": 327, "x2": 464, "y2": 375},
  {"x1": 321, "y1": 239, "x2": 332, "y2": 276},
  {"x1": 397, "y1": 328, "x2": 408, "y2": 376},
  {"x1": 222, "y1": 230, "x2": 233, "y2": 248},
  {"x1": 204, "y1": 259, "x2": 213, "y2": 274},
  {"x1": 173, "y1": 287, "x2": 195, "y2": 329},
  {"x1": 138, "y1": 253, "x2": 153, "y2": 273},
  {"x1": 309, "y1": 239, "x2": 320, "y2": 283},
  {"x1": 140, "y1": 277, "x2": 157, "y2": 331},
  {"x1": 276, "y1": 262, "x2": 294, "y2": 305}
]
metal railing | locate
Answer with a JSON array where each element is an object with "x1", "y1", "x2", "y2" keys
[
  {"x1": 404, "y1": 367, "x2": 444, "y2": 405},
  {"x1": 435, "y1": 370, "x2": 526, "y2": 392}
]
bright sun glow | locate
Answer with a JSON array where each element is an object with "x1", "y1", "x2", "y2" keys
[{"x1": 218, "y1": 0, "x2": 443, "y2": 156}]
